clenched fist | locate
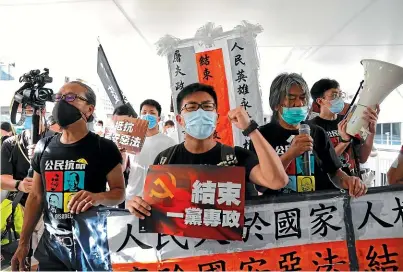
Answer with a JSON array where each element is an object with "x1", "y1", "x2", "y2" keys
[{"x1": 228, "y1": 107, "x2": 251, "y2": 131}]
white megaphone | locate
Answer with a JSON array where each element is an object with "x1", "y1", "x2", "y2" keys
[{"x1": 346, "y1": 59, "x2": 403, "y2": 140}]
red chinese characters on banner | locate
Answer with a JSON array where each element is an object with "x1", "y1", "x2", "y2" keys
[
  {"x1": 140, "y1": 165, "x2": 245, "y2": 241},
  {"x1": 196, "y1": 49, "x2": 233, "y2": 146},
  {"x1": 112, "y1": 241, "x2": 350, "y2": 271}
]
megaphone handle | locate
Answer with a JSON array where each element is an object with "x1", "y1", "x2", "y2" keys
[{"x1": 343, "y1": 80, "x2": 364, "y2": 120}]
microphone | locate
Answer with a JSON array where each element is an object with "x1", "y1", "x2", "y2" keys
[{"x1": 299, "y1": 123, "x2": 312, "y2": 176}]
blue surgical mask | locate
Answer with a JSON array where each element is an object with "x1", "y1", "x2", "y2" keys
[
  {"x1": 183, "y1": 109, "x2": 217, "y2": 140},
  {"x1": 140, "y1": 114, "x2": 158, "y2": 129},
  {"x1": 328, "y1": 97, "x2": 344, "y2": 114},
  {"x1": 281, "y1": 106, "x2": 308, "y2": 126},
  {"x1": 24, "y1": 116, "x2": 32, "y2": 130}
]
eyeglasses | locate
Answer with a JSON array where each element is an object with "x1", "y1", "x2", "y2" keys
[
  {"x1": 53, "y1": 93, "x2": 89, "y2": 103},
  {"x1": 181, "y1": 102, "x2": 216, "y2": 112},
  {"x1": 325, "y1": 92, "x2": 346, "y2": 100}
]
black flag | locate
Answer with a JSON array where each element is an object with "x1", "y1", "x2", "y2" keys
[{"x1": 97, "y1": 44, "x2": 136, "y2": 115}]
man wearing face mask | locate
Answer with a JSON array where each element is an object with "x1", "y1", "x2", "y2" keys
[
  {"x1": 250, "y1": 73, "x2": 367, "y2": 198},
  {"x1": 94, "y1": 120, "x2": 104, "y2": 137},
  {"x1": 127, "y1": 83, "x2": 288, "y2": 219},
  {"x1": 310, "y1": 78, "x2": 379, "y2": 178},
  {"x1": 125, "y1": 99, "x2": 176, "y2": 201},
  {"x1": 11, "y1": 81, "x2": 125, "y2": 271},
  {"x1": 163, "y1": 120, "x2": 179, "y2": 144}
]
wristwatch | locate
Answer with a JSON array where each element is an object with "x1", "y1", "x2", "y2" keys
[
  {"x1": 15, "y1": 180, "x2": 21, "y2": 191},
  {"x1": 242, "y1": 120, "x2": 259, "y2": 136},
  {"x1": 340, "y1": 137, "x2": 351, "y2": 143}
]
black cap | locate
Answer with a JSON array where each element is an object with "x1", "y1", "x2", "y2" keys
[{"x1": 1, "y1": 122, "x2": 12, "y2": 132}]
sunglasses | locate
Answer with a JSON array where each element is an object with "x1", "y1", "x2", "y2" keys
[{"x1": 53, "y1": 93, "x2": 89, "y2": 103}]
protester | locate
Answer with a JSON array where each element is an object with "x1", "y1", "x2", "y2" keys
[
  {"x1": 127, "y1": 83, "x2": 288, "y2": 218},
  {"x1": 1, "y1": 121, "x2": 13, "y2": 144},
  {"x1": 111, "y1": 103, "x2": 139, "y2": 208},
  {"x1": 94, "y1": 120, "x2": 104, "y2": 136},
  {"x1": 387, "y1": 145, "x2": 403, "y2": 184},
  {"x1": 163, "y1": 120, "x2": 179, "y2": 144},
  {"x1": 125, "y1": 99, "x2": 176, "y2": 200},
  {"x1": 250, "y1": 73, "x2": 366, "y2": 197},
  {"x1": 11, "y1": 81, "x2": 125, "y2": 271},
  {"x1": 310, "y1": 78, "x2": 379, "y2": 178}
]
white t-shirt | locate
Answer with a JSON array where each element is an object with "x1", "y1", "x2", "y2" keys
[{"x1": 126, "y1": 133, "x2": 176, "y2": 200}]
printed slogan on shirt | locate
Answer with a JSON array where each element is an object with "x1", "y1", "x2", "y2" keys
[{"x1": 44, "y1": 159, "x2": 87, "y2": 218}]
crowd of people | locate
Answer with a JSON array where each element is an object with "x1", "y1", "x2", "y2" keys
[{"x1": 0, "y1": 74, "x2": 402, "y2": 270}]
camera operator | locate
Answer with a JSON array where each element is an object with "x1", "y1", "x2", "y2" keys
[
  {"x1": 11, "y1": 81, "x2": 125, "y2": 271},
  {"x1": 0, "y1": 106, "x2": 36, "y2": 199}
]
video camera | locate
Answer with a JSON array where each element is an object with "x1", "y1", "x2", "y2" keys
[{"x1": 10, "y1": 68, "x2": 54, "y2": 145}]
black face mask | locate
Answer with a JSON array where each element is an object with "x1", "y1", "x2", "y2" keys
[{"x1": 52, "y1": 100, "x2": 86, "y2": 128}]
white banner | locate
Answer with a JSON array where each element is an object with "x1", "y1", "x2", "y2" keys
[{"x1": 227, "y1": 37, "x2": 264, "y2": 149}]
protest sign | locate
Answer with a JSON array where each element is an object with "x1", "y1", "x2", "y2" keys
[
  {"x1": 104, "y1": 116, "x2": 148, "y2": 154},
  {"x1": 72, "y1": 185, "x2": 403, "y2": 271},
  {"x1": 140, "y1": 165, "x2": 245, "y2": 240}
]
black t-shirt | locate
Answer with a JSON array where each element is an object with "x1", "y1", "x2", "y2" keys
[
  {"x1": 1, "y1": 135, "x2": 10, "y2": 145},
  {"x1": 310, "y1": 116, "x2": 361, "y2": 177},
  {"x1": 250, "y1": 122, "x2": 342, "y2": 196},
  {"x1": 1, "y1": 134, "x2": 30, "y2": 205},
  {"x1": 153, "y1": 142, "x2": 259, "y2": 198},
  {"x1": 32, "y1": 132, "x2": 122, "y2": 235},
  {"x1": 1, "y1": 134, "x2": 30, "y2": 181}
]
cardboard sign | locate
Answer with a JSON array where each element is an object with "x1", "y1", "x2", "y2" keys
[
  {"x1": 105, "y1": 116, "x2": 148, "y2": 154},
  {"x1": 139, "y1": 165, "x2": 245, "y2": 240}
]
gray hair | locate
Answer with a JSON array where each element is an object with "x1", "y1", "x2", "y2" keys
[
  {"x1": 69, "y1": 81, "x2": 97, "y2": 106},
  {"x1": 269, "y1": 73, "x2": 310, "y2": 119}
]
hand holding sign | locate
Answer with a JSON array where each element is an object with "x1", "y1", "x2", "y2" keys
[
  {"x1": 105, "y1": 116, "x2": 148, "y2": 154},
  {"x1": 139, "y1": 165, "x2": 245, "y2": 241}
]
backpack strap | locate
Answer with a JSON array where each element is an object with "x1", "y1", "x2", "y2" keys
[
  {"x1": 9, "y1": 191, "x2": 24, "y2": 240},
  {"x1": 158, "y1": 145, "x2": 179, "y2": 165},
  {"x1": 218, "y1": 144, "x2": 238, "y2": 166}
]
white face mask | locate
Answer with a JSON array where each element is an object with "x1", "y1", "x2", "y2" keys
[
  {"x1": 94, "y1": 125, "x2": 102, "y2": 133},
  {"x1": 166, "y1": 127, "x2": 175, "y2": 134}
]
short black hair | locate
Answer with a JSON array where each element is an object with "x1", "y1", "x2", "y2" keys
[
  {"x1": 1, "y1": 122, "x2": 12, "y2": 132},
  {"x1": 113, "y1": 104, "x2": 137, "y2": 118},
  {"x1": 176, "y1": 83, "x2": 218, "y2": 113},
  {"x1": 97, "y1": 120, "x2": 104, "y2": 126},
  {"x1": 140, "y1": 99, "x2": 162, "y2": 116},
  {"x1": 311, "y1": 78, "x2": 340, "y2": 101},
  {"x1": 164, "y1": 120, "x2": 175, "y2": 127}
]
